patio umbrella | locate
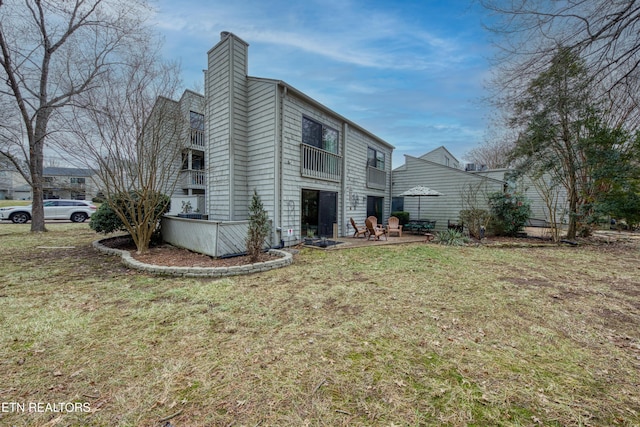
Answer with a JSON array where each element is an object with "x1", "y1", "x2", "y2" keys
[{"x1": 398, "y1": 185, "x2": 443, "y2": 219}]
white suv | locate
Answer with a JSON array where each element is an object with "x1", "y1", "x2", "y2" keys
[{"x1": 0, "y1": 199, "x2": 97, "y2": 223}]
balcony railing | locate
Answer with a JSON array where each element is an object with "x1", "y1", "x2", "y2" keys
[
  {"x1": 43, "y1": 181, "x2": 86, "y2": 190},
  {"x1": 300, "y1": 144, "x2": 342, "y2": 182},
  {"x1": 180, "y1": 169, "x2": 206, "y2": 190},
  {"x1": 366, "y1": 166, "x2": 387, "y2": 190},
  {"x1": 190, "y1": 129, "x2": 205, "y2": 148}
]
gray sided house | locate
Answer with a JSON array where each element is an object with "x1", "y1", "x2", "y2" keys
[
  {"x1": 419, "y1": 145, "x2": 461, "y2": 170},
  {"x1": 42, "y1": 167, "x2": 102, "y2": 200},
  {"x1": 393, "y1": 146, "x2": 570, "y2": 232},
  {"x1": 472, "y1": 169, "x2": 569, "y2": 227},
  {"x1": 162, "y1": 32, "x2": 393, "y2": 255},
  {"x1": 392, "y1": 149, "x2": 504, "y2": 231},
  {"x1": 0, "y1": 165, "x2": 100, "y2": 201},
  {"x1": 163, "y1": 90, "x2": 206, "y2": 215},
  {"x1": 0, "y1": 168, "x2": 30, "y2": 200}
]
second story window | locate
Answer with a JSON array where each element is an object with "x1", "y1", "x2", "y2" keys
[
  {"x1": 190, "y1": 111, "x2": 204, "y2": 131},
  {"x1": 302, "y1": 117, "x2": 338, "y2": 154},
  {"x1": 190, "y1": 111, "x2": 205, "y2": 147},
  {"x1": 368, "y1": 147, "x2": 385, "y2": 170}
]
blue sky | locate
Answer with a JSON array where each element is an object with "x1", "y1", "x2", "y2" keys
[{"x1": 152, "y1": 0, "x2": 494, "y2": 168}]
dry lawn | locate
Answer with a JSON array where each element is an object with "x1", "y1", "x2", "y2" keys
[{"x1": 0, "y1": 224, "x2": 639, "y2": 426}]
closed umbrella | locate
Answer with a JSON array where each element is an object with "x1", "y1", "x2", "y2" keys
[{"x1": 398, "y1": 186, "x2": 443, "y2": 219}]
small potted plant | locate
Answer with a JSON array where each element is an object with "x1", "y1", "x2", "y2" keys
[{"x1": 304, "y1": 227, "x2": 314, "y2": 245}]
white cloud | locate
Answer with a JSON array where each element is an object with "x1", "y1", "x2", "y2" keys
[{"x1": 152, "y1": 0, "x2": 495, "y2": 167}]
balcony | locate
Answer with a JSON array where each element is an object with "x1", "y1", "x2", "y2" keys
[
  {"x1": 180, "y1": 169, "x2": 206, "y2": 190},
  {"x1": 190, "y1": 129, "x2": 205, "y2": 148},
  {"x1": 366, "y1": 166, "x2": 387, "y2": 190},
  {"x1": 300, "y1": 144, "x2": 342, "y2": 182},
  {"x1": 43, "y1": 180, "x2": 86, "y2": 190}
]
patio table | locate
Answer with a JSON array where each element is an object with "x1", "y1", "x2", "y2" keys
[{"x1": 404, "y1": 219, "x2": 436, "y2": 234}]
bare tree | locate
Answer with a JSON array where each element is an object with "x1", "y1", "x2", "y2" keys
[
  {"x1": 465, "y1": 137, "x2": 514, "y2": 169},
  {"x1": 62, "y1": 44, "x2": 183, "y2": 254},
  {"x1": 0, "y1": 0, "x2": 153, "y2": 232},
  {"x1": 528, "y1": 172, "x2": 566, "y2": 243},
  {"x1": 458, "y1": 180, "x2": 493, "y2": 239},
  {"x1": 482, "y1": 0, "x2": 640, "y2": 129}
]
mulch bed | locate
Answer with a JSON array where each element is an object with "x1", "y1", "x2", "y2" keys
[{"x1": 101, "y1": 236, "x2": 274, "y2": 268}]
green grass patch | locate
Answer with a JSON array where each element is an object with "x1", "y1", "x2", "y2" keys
[{"x1": 0, "y1": 199, "x2": 30, "y2": 208}]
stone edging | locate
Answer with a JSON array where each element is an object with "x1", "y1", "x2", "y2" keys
[{"x1": 92, "y1": 237, "x2": 293, "y2": 277}]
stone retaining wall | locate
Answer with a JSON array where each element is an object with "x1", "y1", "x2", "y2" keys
[{"x1": 92, "y1": 237, "x2": 293, "y2": 278}]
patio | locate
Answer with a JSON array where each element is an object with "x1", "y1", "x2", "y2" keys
[{"x1": 303, "y1": 233, "x2": 429, "y2": 250}]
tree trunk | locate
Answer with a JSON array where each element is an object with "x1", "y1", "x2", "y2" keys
[
  {"x1": 29, "y1": 138, "x2": 46, "y2": 232},
  {"x1": 29, "y1": 111, "x2": 50, "y2": 232},
  {"x1": 566, "y1": 173, "x2": 578, "y2": 240}
]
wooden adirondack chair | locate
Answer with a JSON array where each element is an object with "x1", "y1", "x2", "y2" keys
[
  {"x1": 367, "y1": 216, "x2": 380, "y2": 229},
  {"x1": 386, "y1": 216, "x2": 403, "y2": 237},
  {"x1": 350, "y1": 217, "x2": 368, "y2": 238},
  {"x1": 365, "y1": 217, "x2": 387, "y2": 240}
]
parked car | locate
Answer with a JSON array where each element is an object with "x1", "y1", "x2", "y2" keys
[{"x1": 0, "y1": 199, "x2": 97, "y2": 223}]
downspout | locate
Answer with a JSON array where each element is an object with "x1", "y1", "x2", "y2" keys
[
  {"x1": 341, "y1": 123, "x2": 348, "y2": 237},
  {"x1": 274, "y1": 84, "x2": 284, "y2": 247},
  {"x1": 388, "y1": 148, "x2": 393, "y2": 221}
]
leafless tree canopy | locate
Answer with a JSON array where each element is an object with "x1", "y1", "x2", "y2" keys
[
  {"x1": 61, "y1": 43, "x2": 183, "y2": 253},
  {"x1": 0, "y1": 0, "x2": 153, "y2": 231},
  {"x1": 483, "y1": 0, "x2": 640, "y2": 128},
  {"x1": 465, "y1": 135, "x2": 514, "y2": 169}
]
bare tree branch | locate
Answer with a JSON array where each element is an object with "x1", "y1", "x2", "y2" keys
[
  {"x1": 0, "y1": 0, "x2": 153, "y2": 231},
  {"x1": 483, "y1": 0, "x2": 640, "y2": 129},
  {"x1": 60, "y1": 43, "x2": 185, "y2": 253}
]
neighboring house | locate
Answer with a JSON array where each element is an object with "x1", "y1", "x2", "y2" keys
[
  {"x1": 0, "y1": 167, "x2": 30, "y2": 200},
  {"x1": 42, "y1": 167, "x2": 102, "y2": 200},
  {"x1": 159, "y1": 90, "x2": 206, "y2": 199},
  {"x1": 472, "y1": 168, "x2": 569, "y2": 226},
  {"x1": 191, "y1": 31, "x2": 394, "y2": 245},
  {"x1": 418, "y1": 145, "x2": 461, "y2": 170},
  {"x1": 392, "y1": 151, "x2": 505, "y2": 231},
  {"x1": 0, "y1": 165, "x2": 103, "y2": 200},
  {"x1": 179, "y1": 91, "x2": 206, "y2": 200},
  {"x1": 393, "y1": 146, "x2": 570, "y2": 231},
  {"x1": 157, "y1": 90, "x2": 207, "y2": 215}
]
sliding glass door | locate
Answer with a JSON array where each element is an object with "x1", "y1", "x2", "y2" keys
[{"x1": 302, "y1": 189, "x2": 337, "y2": 238}]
